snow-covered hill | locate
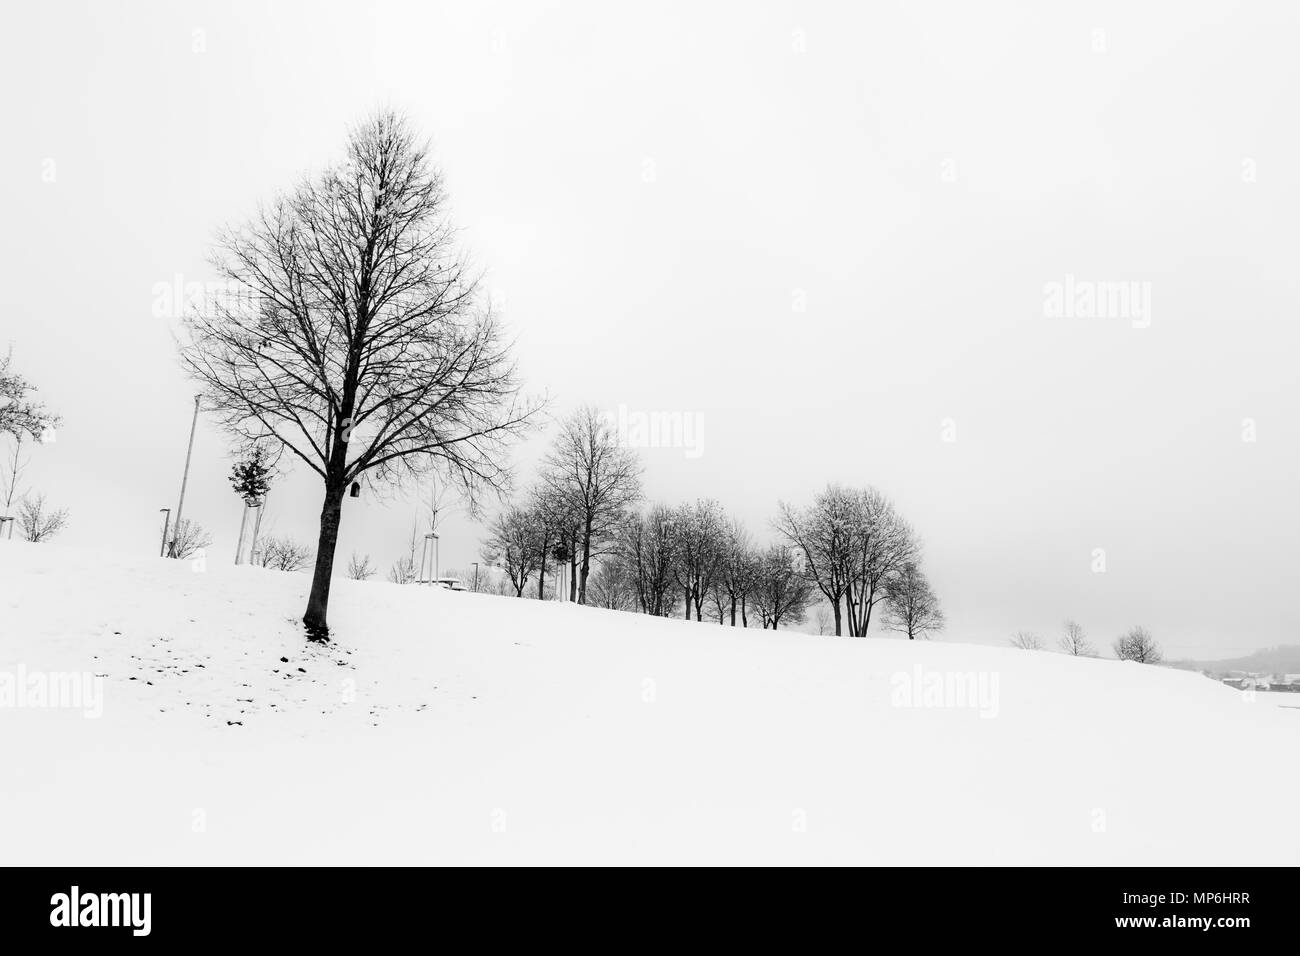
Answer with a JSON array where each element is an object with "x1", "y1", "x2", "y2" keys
[{"x1": 2, "y1": 541, "x2": 1296, "y2": 865}]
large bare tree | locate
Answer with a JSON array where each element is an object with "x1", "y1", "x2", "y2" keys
[
  {"x1": 541, "y1": 407, "x2": 642, "y2": 605},
  {"x1": 180, "y1": 112, "x2": 535, "y2": 638}
]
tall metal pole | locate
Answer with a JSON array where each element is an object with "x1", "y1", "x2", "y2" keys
[
  {"x1": 158, "y1": 508, "x2": 171, "y2": 557},
  {"x1": 168, "y1": 394, "x2": 201, "y2": 558}
]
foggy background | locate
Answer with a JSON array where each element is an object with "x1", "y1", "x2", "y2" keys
[{"x1": 2, "y1": 0, "x2": 1296, "y2": 657}]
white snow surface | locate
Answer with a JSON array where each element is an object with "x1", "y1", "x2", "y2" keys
[{"x1": 2, "y1": 541, "x2": 1296, "y2": 865}]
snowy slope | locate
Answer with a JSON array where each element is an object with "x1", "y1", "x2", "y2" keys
[{"x1": 1, "y1": 540, "x2": 1296, "y2": 865}]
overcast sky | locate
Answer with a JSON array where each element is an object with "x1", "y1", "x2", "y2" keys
[{"x1": 2, "y1": 0, "x2": 1297, "y2": 657}]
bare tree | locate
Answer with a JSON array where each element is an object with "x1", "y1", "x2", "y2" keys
[
  {"x1": 388, "y1": 523, "x2": 420, "y2": 583},
  {"x1": 670, "y1": 499, "x2": 726, "y2": 621},
  {"x1": 843, "y1": 489, "x2": 917, "y2": 637},
  {"x1": 1058, "y1": 619, "x2": 1096, "y2": 657},
  {"x1": 527, "y1": 483, "x2": 576, "y2": 601},
  {"x1": 1009, "y1": 631, "x2": 1044, "y2": 651},
  {"x1": 179, "y1": 111, "x2": 536, "y2": 639},
  {"x1": 347, "y1": 551, "x2": 376, "y2": 580},
  {"x1": 616, "y1": 504, "x2": 678, "y2": 616},
  {"x1": 776, "y1": 486, "x2": 856, "y2": 635},
  {"x1": 16, "y1": 493, "x2": 68, "y2": 542},
  {"x1": 256, "y1": 535, "x2": 312, "y2": 572},
  {"x1": 1113, "y1": 626, "x2": 1162, "y2": 664},
  {"x1": 169, "y1": 518, "x2": 213, "y2": 559},
  {"x1": 541, "y1": 406, "x2": 642, "y2": 605},
  {"x1": 750, "y1": 546, "x2": 815, "y2": 630},
  {"x1": 388, "y1": 555, "x2": 418, "y2": 584},
  {"x1": 2, "y1": 432, "x2": 26, "y2": 533},
  {"x1": 482, "y1": 505, "x2": 540, "y2": 596},
  {"x1": 0, "y1": 347, "x2": 61, "y2": 440},
  {"x1": 815, "y1": 603, "x2": 834, "y2": 635},
  {"x1": 586, "y1": 561, "x2": 636, "y2": 611},
  {"x1": 881, "y1": 561, "x2": 944, "y2": 640},
  {"x1": 713, "y1": 519, "x2": 758, "y2": 627},
  {"x1": 2, "y1": 349, "x2": 61, "y2": 538}
]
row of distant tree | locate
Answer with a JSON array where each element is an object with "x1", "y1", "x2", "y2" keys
[
  {"x1": 478, "y1": 406, "x2": 945, "y2": 638},
  {"x1": 1010, "y1": 619, "x2": 1163, "y2": 663}
]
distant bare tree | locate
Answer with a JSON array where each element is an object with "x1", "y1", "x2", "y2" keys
[
  {"x1": 168, "y1": 518, "x2": 212, "y2": 558},
  {"x1": 778, "y1": 485, "x2": 916, "y2": 637},
  {"x1": 256, "y1": 535, "x2": 311, "y2": 572},
  {"x1": 843, "y1": 489, "x2": 917, "y2": 637},
  {"x1": 0, "y1": 347, "x2": 61, "y2": 440},
  {"x1": 16, "y1": 493, "x2": 68, "y2": 542},
  {"x1": 482, "y1": 505, "x2": 541, "y2": 596},
  {"x1": 388, "y1": 555, "x2": 418, "y2": 584},
  {"x1": 1009, "y1": 631, "x2": 1044, "y2": 651},
  {"x1": 179, "y1": 110, "x2": 536, "y2": 639},
  {"x1": 1058, "y1": 619, "x2": 1096, "y2": 657},
  {"x1": 1113, "y1": 626, "x2": 1162, "y2": 664},
  {"x1": 616, "y1": 504, "x2": 678, "y2": 616},
  {"x1": 347, "y1": 551, "x2": 376, "y2": 580},
  {"x1": 776, "y1": 486, "x2": 855, "y2": 636},
  {"x1": 2, "y1": 434, "x2": 27, "y2": 532},
  {"x1": 541, "y1": 406, "x2": 642, "y2": 604},
  {"x1": 713, "y1": 520, "x2": 758, "y2": 627},
  {"x1": 670, "y1": 499, "x2": 726, "y2": 621},
  {"x1": 815, "y1": 603, "x2": 834, "y2": 635},
  {"x1": 587, "y1": 562, "x2": 636, "y2": 611},
  {"x1": 2, "y1": 349, "x2": 61, "y2": 538},
  {"x1": 388, "y1": 524, "x2": 420, "y2": 584},
  {"x1": 751, "y1": 546, "x2": 815, "y2": 630},
  {"x1": 881, "y1": 561, "x2": 944, "y2": 640}
]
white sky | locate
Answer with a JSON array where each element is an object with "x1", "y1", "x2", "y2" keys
[{"x1": 2, "y1": 0, "x2": 1297, "y2": 657}]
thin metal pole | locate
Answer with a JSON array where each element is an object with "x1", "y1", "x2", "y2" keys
[
  {"x1": 234, "y1": 502, "x2": 250, "y2": 564},
  {"x1": 168, "y1": 394, "x2": 201, "y2": 557},
  {"x1": 249, "y1": 494, "x2": 266, "y2": 565}
]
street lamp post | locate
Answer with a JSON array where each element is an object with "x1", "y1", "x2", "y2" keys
[
  {"x1": 158, "y1": 508, "x2": 171, "y2": 557},
  {"x1": 168, "y1": 394, "x2": 201, "y2": 558},
  {"x1": 472, "y1": 561, "x2": 479, "y2": 592}
]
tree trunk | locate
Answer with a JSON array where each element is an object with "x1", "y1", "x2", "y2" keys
[
  {"x1": 741, "y1": 596, "x2": 748, "y2": 628},
  {"x1": 303, "y1": 481, "x2": 346, "y2": 640},
  {"x1": 833, "y1": 598, "x2": 842, "y2": 636},
  {"x1": 578, "y1": 520, "x2": 593, "y2": 605},
  {"x1": 683, "y1": 586, "x2": 691, "y2": 619}
]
